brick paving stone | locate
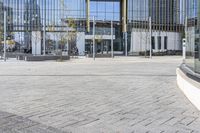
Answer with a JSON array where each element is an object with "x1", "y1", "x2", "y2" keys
[
  {"x1": 0, "y1": 56, "x2": 199, "y2": 133},
  {"x1": 0, "y1": 111, "x2": 67, "y2": 133}
]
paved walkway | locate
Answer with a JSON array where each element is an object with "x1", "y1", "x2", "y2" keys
[
  {"x1": 0, "y1": 56, "x2": 200, "y2": 133},
  {"x1": 0, "y1": 111, "x2": 65, "y2": 133}
]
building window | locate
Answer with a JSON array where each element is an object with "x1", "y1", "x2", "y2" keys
[
  {"x1": 164, "y1": 36, "x2": 168, "y2": 49},
  {"x1": 151, "y1": 37, "x2": 155, "y2": 49},
  {"x1": 158, "y1": 36, "x2": 161, "y2": 50}
]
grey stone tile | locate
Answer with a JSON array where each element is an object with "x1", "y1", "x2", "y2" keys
[{"x1": 0, "y1": 56, "x2": 199, "y2": 132}]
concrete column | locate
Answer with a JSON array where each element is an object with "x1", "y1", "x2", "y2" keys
[
  {"x1": 155, "y1": 35, "x2": 158, "y2": 51},
  {"x1": 121, "y1": 0, "x2": 127, "y2": 33},
  {"x1": 76, "y1": 32, "x2": 85, "y2": 56},
  {"x1": 161, "y1": 36, "x2": 164, "y2": 51},
  {"x1": 121, "y1": 0, "x2": 127, "y2": 56},
  {"x1": 32, "y1": 31, "x2": 41, "y2": 55}
]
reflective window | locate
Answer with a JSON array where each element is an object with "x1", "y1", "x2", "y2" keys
[
  {"x1": 164, "y1": 36, "x2": 167, "y2": 49},
  {"x1": 151, "y1": 37, "x2": 155, "y2": 49},
  {"x1": 185, "y1": 0, "x2": 198, "y2": 71},
  {"x1": 90, "y1": 0, "x2": 120, "y2": 21},
  {"x1": 158, "y1": 36, "x2": 161, "y2": 50}
]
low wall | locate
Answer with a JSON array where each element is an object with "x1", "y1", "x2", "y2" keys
[
  {"x1": 22, "y1": 55, "x2": 70, "y2": 61},
  {"x1": 177, "y1": 68, "x2": 200, "y2": 110},
  {"x1": 88, "y1": 54, "x2": 112, "y2": 58}
]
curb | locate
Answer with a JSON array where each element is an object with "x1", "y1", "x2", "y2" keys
[{"x1": 177, "y1": 68, "x2": 200, "y2": 111}]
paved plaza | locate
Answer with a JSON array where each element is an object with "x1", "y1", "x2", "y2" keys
[{"x1": 0, "y1": 56, "x2": 200, "y2": 133}]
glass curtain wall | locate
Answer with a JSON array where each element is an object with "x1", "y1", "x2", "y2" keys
[
  {"x1": 127, "y1": 0, "x2": 184, "y2": 55},
  {"x1": 185, "y1": 0, "x2": 198, "y2": 72},
  {"x1": 0, "y1": 0, "x2": 14, "y2": 52},
  {"x1": 127, "y1": 0, "x2": 149, "y2": 54},
  {"x1": 195, "y1": 0, "x2": 200, "y2": 73},
  {"x1": 0, "y1": 0, "x2": 192, "y2": 56},
  {"x1": 0, "y1": 0, "x2": 86, "y2": 53},
  {"x1": 0, "y1": 0, "x2": 86, "y2": 31},
  {"x1": 0, "y1": 0, "x2": 122, "y2": 54},
  {"x1": 0, "y1": 1, "x2": 5, "y2": 52},
  {"x1": 87, "y1": 0, "x2": 121, "y2": 54}
]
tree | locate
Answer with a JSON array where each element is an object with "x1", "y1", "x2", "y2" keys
[{"x1": 56, "y1": 0, "x2": 78, "y2": 60}]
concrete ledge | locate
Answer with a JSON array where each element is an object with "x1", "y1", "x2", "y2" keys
[
  {"x1": 177, "y1": 68, "x2": 200, "y2": 110},
  {"x1": 88, "y1": 54, "x2": 112, "y2": 58},
  {"x1": 24, "y1": 55, "x2": 70, "y2": 61},
  {"x1": 16, "y1": 55, "x2": 25, "y2": 60}
]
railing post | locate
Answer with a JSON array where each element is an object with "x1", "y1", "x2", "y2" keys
[
  {"x1": 93, "y1": 16, "x2": 95, "y2": 60},
  {"x1": 4, "y1": 11, "x2": 6, "y2": 62}
]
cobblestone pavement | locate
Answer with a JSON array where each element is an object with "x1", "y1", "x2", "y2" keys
[{"x1": 0, "y1": 56, "x2": 200, "y2": 133}]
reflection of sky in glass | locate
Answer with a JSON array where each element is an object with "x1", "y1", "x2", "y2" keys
[
  {"x1": 128, "y1": 0, "x2": 149, "y2": 21},
  {"x1": 2, "y1": 0, "x2": 86, "y2": 27},
  {"x1": 186, "y1": 0, "x2": 197, "y2": 18},
  {"x1": 90, "y1": 1, "x2": 120, "y2": 21},
  {"x1": 3, "y1": 0, "x2": 120, "y2": 25},
  {"x1": 128, "y1": 0, "x2": 188, "y2": 24},
  {"x1": 2, "y1": 0, "x2": 193, "y2": 27}
]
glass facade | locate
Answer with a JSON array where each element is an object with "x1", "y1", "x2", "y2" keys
[
  {"x1": 185, "y1": 0, "x2": 200, "y2": 73},
  {"x1": 86, "y1": 0, "x2": 122, "y2": 53},
  {"x1": 2, "y1": 0, "x2": 86, "y2": 31},
  {"x1": 127, "y1": 0, "x2": 184, "y2": 29},
  {"x1": 127, "y1": 0, "x2": 185, "y2": 54},
  {"x1": 0, "y1": 0, "x2": 198, "y2": 58},
  {"x1": 0, "y1": 0, "x2": 87, "y2": 53},
  {"x1": 90, "y1": 0, "x2": 120, "y2": 21},
  {"x1": 0, "y1": 0, "x2": 124, "y2": 55}
]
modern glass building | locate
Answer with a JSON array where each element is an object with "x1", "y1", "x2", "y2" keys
[
  {"x1": 0, "y1": 0, "x2": 125, "y2": 55},
  {"x1": 0, "y1": 0, "x2": 191, "y2": 56},
  {"x1": 128, "y1": 0, "x2": 185, "y2": 55},
  {"x1": 177, "y1": 0, "x2": 200, "y2": 111},
  {"x1": 184, "y1": 0, "x2": 200, "y2": 73}
]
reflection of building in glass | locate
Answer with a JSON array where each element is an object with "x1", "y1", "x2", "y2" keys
[
  {"x1": 0, "y1": 1, "x2": 14, "y2": 47},
  {"x1": 0, "y1": 1, "x2": 3, "y2": 35},
  {"x1": 184, "y1": 0, "x2": 200, "y2": 73},
  {"x1": 177, "y1": 1, "x2": 200, "y2": 108},
  {"x1": 149, "y1": 0, "x2": 180, "y2": 25},
  {"x1": 86, "y1": 0, "x2": 122, "y2": 54},
  {"x1": 0, "y1": 1, "x2": 13, "y2": 31},
  {"x1": 0, "y1": 0, "x2": 190, "y2": 56},
  {"x1": 24, "y1": 0, "x2": 41, "y2": 51},
  {"x1": 128, "y1": 0, "x2": 184, "y2": 55}
]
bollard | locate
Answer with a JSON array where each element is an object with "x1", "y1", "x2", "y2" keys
[{"x1": 182, "y1": 38, "x2": 186, "y2": 63}]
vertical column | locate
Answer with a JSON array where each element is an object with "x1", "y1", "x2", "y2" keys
[
  {"x1": 149, "y1": 17, "x2": 152, "y2": 58},
  {"x1": 124, "y1": 32, "x2": 128, "y2": 56},
  {"x1": 43, "y1": 0, "x2": 46, "y2": 55},
  {"x1": 111, "y1": 20, "x2": 114, "y2": 58},
  {"x1": 121, "y1": 0, "x2": 127, "y2": 56},
  {"x1": 4, "y1": 11, "x2": 6, "y2": 61},
  {"x1": 93, "y1": 16, "x2": 95, "y2": 60},
  {"x1": 121, "y1": 0, "x2": 127, "y2": 33},
  {"x1": 86, "y1": 0, "x2": 90, "y2": 32}
]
